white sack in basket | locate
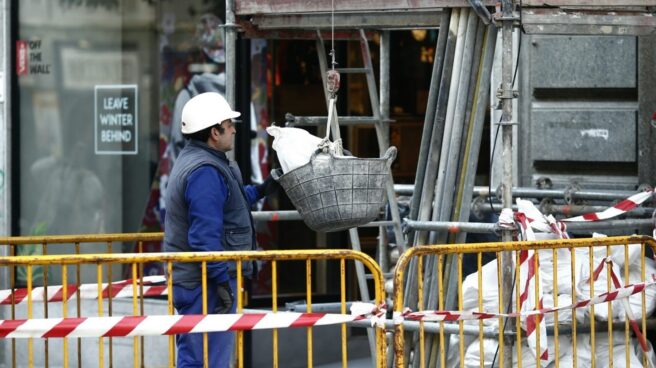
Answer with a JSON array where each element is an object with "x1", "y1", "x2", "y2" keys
[{"x1": 266, "y1": 126, "x2": 323, "y2": 173}]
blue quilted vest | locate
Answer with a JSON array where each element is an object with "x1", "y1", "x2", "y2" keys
[{"x1": 164, "y1": 140, "x2": 255, "y2": 288}]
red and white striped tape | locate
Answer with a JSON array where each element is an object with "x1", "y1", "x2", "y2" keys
[
  {"x1": 0, "y1": 302, "x2": 385, "y2": 339},
  {"x1": 0, "y1": 276, "x2": 167, "y2": 306},
  {"x1": 601, "y1": 257, "x2": 654, "y2": 367},
  {"x1": 506, "y1": 188, "x2": 655, "y2": 238},
  {"x1": 563, "y1": 188, "x2": 655, "y2": 222},
  {"x1": 515, "y1": 199, "x2": 550, "y2": 364}
]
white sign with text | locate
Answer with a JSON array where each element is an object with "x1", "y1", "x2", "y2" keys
[{"x1": 94, "y1": 85, "x2": 138, "y2": 155}]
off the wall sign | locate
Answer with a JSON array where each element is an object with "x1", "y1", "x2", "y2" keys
[
  {"x1": 95, "y1": 84, "x2": 138, "y2": 155},
  {"x1": 16, "y1": 40, "x2": 51, "y2": 76}
]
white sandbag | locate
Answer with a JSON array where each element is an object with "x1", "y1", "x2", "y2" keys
[
  {"x1": 463, "y1": 338, "x2": 499, "y2": 368},
  {"x1": 266, "y1": 126, "x2": 323, "y2": 173},
  {"x1": 539, "y1": 248, "x2": 574, "y2": 295},
  {"x1": 575, "y1": 249, "x2": 656, "y2": 322},
  {"x1": 461, "y1": 259, "x2": 516, "y2": 326},
  {"x1": 445, "y1": 333, "x2": 477, "y2": 368},
  {"x1": 538, "y1": 237, "x2": 630, "y2": 297},
  {"x1": 541, "y1": 293, "x2": 573, "y2": 326},
  {"x1": 560, "y1": 333, "x2": 648, "y2": 368},
  {"x1": 618, "y1": 256, "x2": 656, "y2": 321},
  {"x1": 461, "y1": 259, "x2": 498, "y2": 311},
  {"x1": 576, "y1": 258, "x2": 624, "y2": 321},
  {"x1": 461, "y1": 335, "x2": 570, "y2": 368}
]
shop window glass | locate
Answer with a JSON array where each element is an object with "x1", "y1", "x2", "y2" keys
[{"x1": 16, "y1": 0, "x2": 157, "y2": 283}]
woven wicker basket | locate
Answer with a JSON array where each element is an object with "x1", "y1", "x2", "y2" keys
[{"x1": 272, "y1": 146, "x2": 397, "y2": 232}]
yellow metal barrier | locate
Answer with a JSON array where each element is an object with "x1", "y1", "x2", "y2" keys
[
  {"x1": 0, "y1": 234, "x2": 386, "y2": 368},
  {"x1": 393, "y1": 235, "x2": 656, "y2": 368},
  {"x1": 1, "y1": 233, "x2": 162, "y2": 368}
]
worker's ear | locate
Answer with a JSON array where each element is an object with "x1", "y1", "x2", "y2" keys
[{"x1": 210, "y1": 125, "x2": 221, "y2": 140}]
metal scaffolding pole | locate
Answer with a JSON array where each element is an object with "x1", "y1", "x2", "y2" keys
[
  {"x1": 499, "y1": 0, "x2": 516, "y2": 366},
  {"x1": 427, "y1": 11, "x2": 481, "y2": 367},
  {"x1": 413, "y1": 9, "x2": 459, "y2": 247},
  {"x1": 433, "y1": 10, "x2": 479, "y2": 242},
  {"x1": 401, "y1": 10, "x2": 457, "y2": 366},
  {"x1": 473, "y1": 185, "x2": 641, "y2": 202},
  {"x1": 348, "y1": 228, "x2": 378, "y2": 368},
  {"x1": 358, "y1": 29, "x2": 406, "y2": 255},
  {"x1": 472, "y1": 200, "x2": 656, "y2": 218},
  {"x1": 379, "y1": 30, "x2": 391, "y2": 273},
  {"x1": 225, "y1": 0, "x2": 237, "y2": 109},
  {"x1": 428, "y1": 8, "x2": 470, "y2": 243},
  {"x1": 405, "y1": 218, "x2": 656, "y2": 233},
  {"x1": 454, "y1": 25, "x2": 498, "y2": 247},
  {"x1": 403, "y1": 9, "x2": 465, "y2": 366},
  {"x1": 398, "y1": 184, "x2": 643, "y2": 203},
  {"x1": 407, "y1": 10, "x2": 452, "y2": 246}
]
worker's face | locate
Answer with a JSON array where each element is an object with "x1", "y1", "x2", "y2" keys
[{"x1": 214, "y1": 119, "x2": 236, "y2": 152}]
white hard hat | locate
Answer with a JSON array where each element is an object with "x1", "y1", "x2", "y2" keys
[{"x1": 181, "y1": 92, "x2": 240, "y2": 134}]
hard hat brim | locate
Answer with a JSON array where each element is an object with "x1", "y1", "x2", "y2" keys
[
  {"x1": 180, "y1": 110, "x2": 241, "y2": 134},
  {"x1": 223, "y1": 110, "x2": 241, "y2": 122}
]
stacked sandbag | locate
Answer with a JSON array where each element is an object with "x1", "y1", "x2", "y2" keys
[
  {"x1": 447, "y1": 236, "x2": 656, "y2": 368},
  {"x1": 558, "y1": 332, "x2": 654, "y2": 368},
  {"x1": 460, "y1": 335, "x2": 571, "y2": 368}
]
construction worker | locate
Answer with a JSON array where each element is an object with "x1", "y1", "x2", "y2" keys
[{"x1": 164, "y1": 92, "x2": 277, "y2": 367}]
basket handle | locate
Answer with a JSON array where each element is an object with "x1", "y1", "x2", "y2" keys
[
  {"x1": 382, "y1": 146, "x2": 397, "y2": 168},
  {"x1": 271, "y1": 168, "x2": 284, "y2": 182},
  {"x1": 322, "y1": 98, "x2": 344, "y2": 155}
]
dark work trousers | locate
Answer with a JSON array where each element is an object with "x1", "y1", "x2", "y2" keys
[{"x1": 173, "y1": 278, "x2": 237, "y2": 367}]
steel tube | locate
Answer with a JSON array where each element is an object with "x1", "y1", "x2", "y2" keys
[
  {"x1": 0, "y1": 0, "x2": 10, "y2": 294},
  {"x1": 348, "y1": 228, "x2": 378, "y2": 367},
  {"x1": 408, "y1": 10, "x2": 451, "y2": 246},
  {"x1": 400, "y1": 185, "x2": 643, "y2": 202},
  {"x1": 473, "y1": 186, "x2": 640, "y2": 202},
  {"x1": 547, "y1": 319, "x2": 656, "y2": 335},
  {"x1": 251, "y1": 210, "x2": 302, "y2": 221},
  {"x1": 455, "y1": 26, "x2": 498, "y2": 246},
  {"x1": 405, "y1": 9, "x2": 463, "y2": 366},
  {"x1": 499, "y1": 0, "x2": 516, "y2": 365},
  {"x1": 429, "y1": 8, "x2": 470, "y2": 243},
  {"x1": 379, "y1": 30, "x2": 391, "y2": 274},
  {"x1": 286, "y1": 302, "x2": 354, "y2": 313},
  {"x1": 474, "y1": 200, "x2": 656, "y2": 217},
  {"x1": 225, "y1": 0, "x2": 237, "y2": 109},
  {"x1": 433, "y1": 9, "x2": 479, "y2": 240},
  {"x1": 405, "y1": 218, "x2": 655, "y2": 233},
  {"x1": 427, "y1": 12, "x2": 479, "y2": 366},
  {"x1": 413, "y1": 8, "x2": 459, "y2": 247},
  {"x1": 357, "y1": 30, "x2": 405, "y2": 254},
  {"x1": 401, "y1": 11, "x2": 459, "y2": 365},
  {"x1": 285, "y1": 114, "x2": 393, "y2": 126},
  {"x1": 349, "y1": 319, "x2": 502, "y2": 338}
]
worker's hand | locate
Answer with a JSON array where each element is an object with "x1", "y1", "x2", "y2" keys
[
  {"x1": 256, "y1": 175, "x2": 280, "y2": 197},
  {"x1": 214, "y1": 282, "x2": 234, "y2": 314}
]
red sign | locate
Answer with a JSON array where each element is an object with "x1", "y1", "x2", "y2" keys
[{"x1": 16, "y1": 40, "x2": 28, "y2": 76}]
